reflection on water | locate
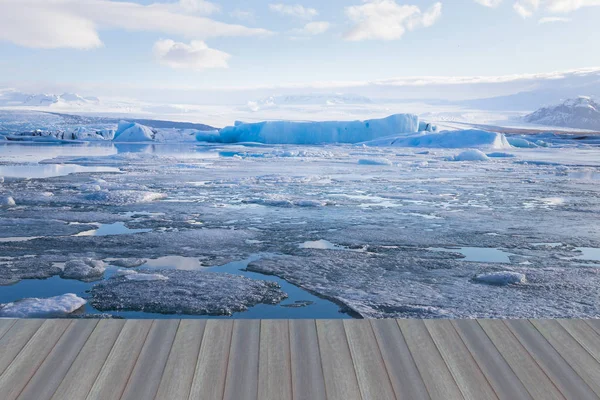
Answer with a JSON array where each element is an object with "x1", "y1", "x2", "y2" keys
[{"x1": 0, "y1": 164, "x2": 120, "y2": 179}]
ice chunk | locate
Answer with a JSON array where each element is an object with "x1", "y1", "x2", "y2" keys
[
  {"x1": 60, "y1": 259, "x2": 106, "y2": 281},
  {"x1": 508, "y1": 137, "x2": 538, "y2": 148},
  {"x1": 396, "y1": 130, "x2": 510, "y2": 149},
  {"x1": 450, "y1": 149, "x2": 490, "y2": 162},
  {"x1": 473, "y1": 271, "x2": 527, "y2": 286},
  {"x1": 0, "y1": 196, "x2": 16, "y2": 207},
  {"x1": 217, "y1": 114, "x2": 419, "y2": 144},
  {"x1": 358, "y1": 158, "x2": 393, "y2": 166},
  {"x1": 0, "y1": 293, "x2": 86, "y2": 318},
  {"x1": 113, "y1": 121, "x2": 156, "y2": 142},
  {"x1": 91, "y1": 269, "x2": 287, "y2": 315},
  {"x1": 83, "y1": 190, "x2": 166, "y2": 205}
]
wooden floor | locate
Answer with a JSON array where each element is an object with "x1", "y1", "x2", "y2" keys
[{"x1": 2, "y1": 319, "x2": 600, "y2": 400}]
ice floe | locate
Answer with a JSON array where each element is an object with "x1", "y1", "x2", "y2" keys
[
  {"x1": 473, "y1": 271, "x2": 527, "y2": 286},
  {"x1": 91, "y1": 269, "x2": 287, "y2": 315},
  {"x1": 0, "y1": 293, "x2": 86, "y2": 318}
]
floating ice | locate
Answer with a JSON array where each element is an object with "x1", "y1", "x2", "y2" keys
[
  {"x1": 358, "y1": 158, "x2": 393, "y2": 166},
  {"x1": 216, "y1": 114, "x2": 419, "y2": 144},
  {"x1": 508, "y1": 137, "x2": 538, "y2": 148},
  {"x1": 450, "y1": 149, "x2": 490, "y2": 161},
  {"x1": 0, "y1": 293, "x2": 86, "y2": 318},
  {"x1": 473, "y1": 271, "x2": 527, "y2": 286},
  {"x1": 0, "y1": 196, "x2": 16, "y2": 207},
  {"x1": 110, "y1": 258, "x2": 146, "y2": 268},
  {"x1": 363, "y1": 129, "x2": 511, "y2": 149},
  {"x1": 91, "y1": 269, "x2": 287, "y2": 315},
  {"x1": 83, "y1": 190, "x2": 166, "y2": 205},
  {"x1": 0, "y1": 258, "x2": 61, "y2": 285},
  {"x1": 113, "y1": 121, "x2": 155, "y2": 142},
  {"x1": 60, "y1": 259, "x2": 106, "y2": 281},
  {"x1": 115, "y1": 269, "x2": 168, "y2": 281}
]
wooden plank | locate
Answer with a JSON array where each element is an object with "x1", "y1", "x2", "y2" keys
[
  {"x1": 504, "y1": 319, "x2": 597, "y2": 400},
  {"x1": 121, "y1": 320, "x2": 180, "y2": 400},
  {"x1": 188, "y1": 320, "x2": 232, "y2": 400},
  {"x1": 371, "y1": 320, "x2": 429, "y2": 400},
  {"x1": 559, "y1": 319, "x2": 600, "y2": 363},
  {"x1": 452, "y1": 320, "x2": 532, "y2": 400},
  {"x1": 315, "y1": 319, "x2": 361, "y2": 400},
  {"x1": 223, "y1": 319, "x2": 260, "y2": 400},
  {"x1": 344, "y1": 320, "x2": 396, "y2": 400},
  {"x1": 531, "y1": 319, "x2": 600, "y2": 397},
  {"x1": 398, "y1": 319, "x2": 463, "y2": 400},
  {"x1": 155, "y1": 320, "x2": 206, "y2": 400},
  {"x1": 50, "y1": 320, "x2": 125, "y2": 400},
  {"x1": 85, "y1": 319, "x2": 153, "y2": 400},
  {"x1": 425, "y1": 320, "x2": 498, "y2": 400},
  {"x1": 289, "y1": 320, "x2": 327, "y2": 400},
  {"x1": 0, "y1": 319, "x2": 44, "y2": 376},
  {"x1": 0, "y1": 319, "x2": 71, "y2": 400},
  {"x1": 0, "y1": 319, "x2": 16, "y2": 340},
  {"x1": 17, "y1": 320, "x2": 98, "y2": 400},
  {"x1": 258, "y1": 320, "x2": 292, "y2": 400},
  {"x1": 478, "y1": 320, "x2": 565, "y2": 400}
]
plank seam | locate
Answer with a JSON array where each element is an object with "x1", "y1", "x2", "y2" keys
[
  {"x1": 559, "y1": 320, "x2": 600, "y2": 365},
  {"x1": 15, "y1": 320, "x2": 74, "y2": 400},
  {"x1": 527, "y1": 319, "x2": 600, "y2": 398},
  {"x1": 394, "y1": 320, "x2": 433, "y2": 400},
  {"x1": 366, "y1": 321, "x2": 399, "y2": 400},
  {"x1": 0, "y1": 319, "x2": 17, "y2": 341},
  {"x1": 117, "y1": 320, "x2": 155, "y2": 400},
  {"x1": 48, "y1": 320, "x2": 103, "y2": 400},
  {"x1": 341, "y1": 322, "x2": 364, "y2": 400},
  {"x1": 467, "y1": 320, "x2": 538, "y2": 400},
  {"x1": 287, "y1": 320, "x2": 293, "y2": 400},
  {"x1": 312, "y1": 320, "x2": 328, "y2": 400},
  {"x1": 256, "y1": 320, "x2": 262, "y2": 400},
  {"x1": 187, "y1": 321, "x2": 210, "y2": 400},
  {"x1": 0, "y1": 320, "x2": 44, "y2": 376},
  {"x1": 448, "y1": 320, "x2": 500, "y2": 400},
  {"x1": 144, "y1": 320, "x2": 180, "y2": 400},
  {"x1": 501, "y1": 320, "x2": 569, "y2": 399},
  {"x1": 219, "y1": 321, "x2": 236, "y2": 400},
  {"x1": 420, "y1": 321, "x2": 466, "y2": 400}
]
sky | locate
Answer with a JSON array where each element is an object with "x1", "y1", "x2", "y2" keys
[{"x1": 0, "y1": 0, "x2": 599, "y2": 100}]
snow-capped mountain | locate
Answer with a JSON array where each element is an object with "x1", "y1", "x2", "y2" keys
[
  {"x1": 0, "y1": 90, "x2": 99, "y2": 107},
  {"x1": 524, "y1": 97, "x2": 600, "y2": 130}
]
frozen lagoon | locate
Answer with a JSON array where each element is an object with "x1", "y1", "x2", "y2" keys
[{"x1": 1, "y1": 141, "x2": 600, "y2": 318}]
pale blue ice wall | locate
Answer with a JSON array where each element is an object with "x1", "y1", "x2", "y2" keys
[{"x1": 217, "y1": 114, "x2": 419, "y2": 144}]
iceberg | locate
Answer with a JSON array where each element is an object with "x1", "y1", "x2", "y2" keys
[
  {"x1": 365, "y1": 129, "x2": 512, "y2": 149},
  {"x1": 216, "y1": 114, "x2": 420, "y2": 144},
  {"x1": 113, "y1": 121, "x2": 156, "y2": 142}
]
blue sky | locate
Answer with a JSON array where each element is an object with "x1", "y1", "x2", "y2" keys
[{"x1": 1, "y1": 0, "x2": 599, "y2": 94}]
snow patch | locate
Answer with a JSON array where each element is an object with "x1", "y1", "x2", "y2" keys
[{"x1": 449, "y1": 149, "x2": 490, "y2": 161}]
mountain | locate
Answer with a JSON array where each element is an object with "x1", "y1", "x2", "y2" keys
[
  {"x1": 0, "y1": 90, "x2": 100, "y2": 107},
  {"x1": 524, "y1": 97, "x2": 600, "y2": 130}
]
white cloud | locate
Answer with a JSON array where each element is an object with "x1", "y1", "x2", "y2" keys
[
  {"x1": 538, "y1": 16, "x2": 571, "y2": 22},
  {"x1": 344, "y1": 1, "x2": 442, "y2": 41},
  {"x1": 474, "y1": 0, "x2": 503, "y2": 7},
  {"x1": 230, "y1": 9, "x2": 256, "y2": 22},
  {"x1": 545, "y1": 0, "x2": 600, "y2": 12},
  {"x1": 153, "y1": 39, "x2": 230, "y2": 70},
  {"x1": 290, "y1": 21, "x2": 331, "y2": 36},
  {"x1": 513, "y1": 0, "x2": 600, "y2": 17},
  {"x1": 0, "y1": 0, "x2": 271, "y2": 50},
  {"x1": 513, "y1": 0, "x2": 540, "y2": 17},
  {"x1": 269, "y1": 3, "x2": 319, "y2": 19}
]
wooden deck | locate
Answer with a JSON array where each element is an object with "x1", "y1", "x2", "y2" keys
[{"x1": 1, "y1": 319, "x2": 600, "y2": 399}]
